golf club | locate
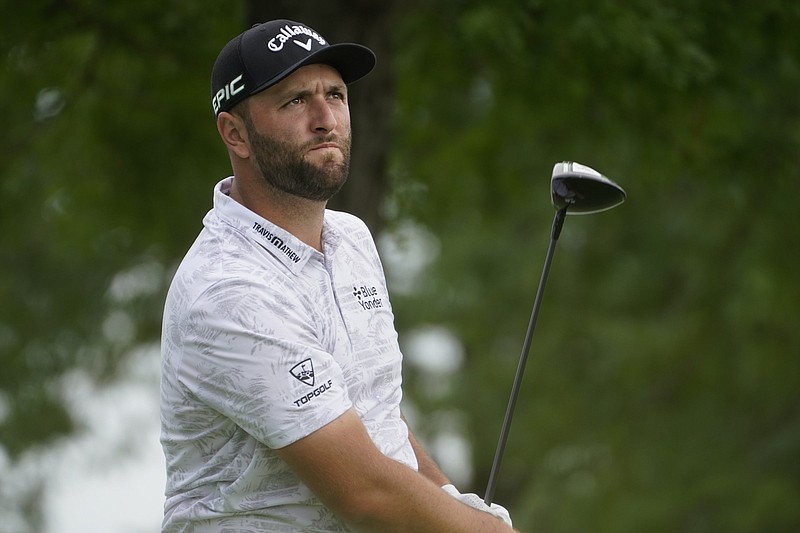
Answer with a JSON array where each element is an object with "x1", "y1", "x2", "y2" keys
[{"x1": 484, "y1": 161, "x2": 626, "y2": 506}]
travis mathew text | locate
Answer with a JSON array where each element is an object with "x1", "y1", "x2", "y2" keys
[{"x1": 252, "y1": 222, "x2": 302, "y2": 263}]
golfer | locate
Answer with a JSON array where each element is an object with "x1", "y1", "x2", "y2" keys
[{"x1": 160, "y1": 19, "x2": 517, "y2": 532}]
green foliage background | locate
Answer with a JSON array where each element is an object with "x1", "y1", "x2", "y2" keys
[
  {"x1": 390, "y1": 2, "x2": 800, "y2": 531},
  {"x1": 1, "y1": 1, "x2": 798, "y2": 531}
]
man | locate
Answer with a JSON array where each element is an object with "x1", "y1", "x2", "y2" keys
[{"x1": 160, "y1": 19, "x2": 517, "y2": 532}]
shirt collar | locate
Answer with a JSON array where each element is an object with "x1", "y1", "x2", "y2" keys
[{"x1": 211, "y1": 177, "x2": 315, "y2": 274}]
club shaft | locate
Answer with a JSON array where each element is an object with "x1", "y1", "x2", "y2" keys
[{"x1": 484, "y1": 207, "x2": 567, "y2": 505}]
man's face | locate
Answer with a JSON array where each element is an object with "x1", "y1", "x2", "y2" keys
[{"x1": 242, "y1": 64, "x2": 352, "y2": 202}]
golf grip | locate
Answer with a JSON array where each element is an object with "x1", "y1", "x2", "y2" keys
[{"x1": 484, "y1": 206, "x2": 568, "y2": 505}]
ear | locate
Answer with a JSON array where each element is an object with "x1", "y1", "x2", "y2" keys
[{"x1": 216, "y1": 111, "x2": 250, "y2": 159}]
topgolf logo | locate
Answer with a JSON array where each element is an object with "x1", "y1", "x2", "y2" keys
[
  {"x1": 290, "y1": 358, "x2": 334, "y2": 407},
  {"x1": 290, "y1": 358, "x2": 315, "y2": 386}
]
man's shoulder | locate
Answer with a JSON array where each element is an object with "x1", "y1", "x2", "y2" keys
[
  {"x1": 324, "y1": 210, "x2": 379, "y2": 255},
  {"x1": 166, "y1": 225, "x2": 281, "y2": 311},
  {"x1": 325, "y1": 209, "x2": 371, "y2": 234}
]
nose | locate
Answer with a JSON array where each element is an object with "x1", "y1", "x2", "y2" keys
[{"x1": 310, "y1": 98, "x2": 338, "y2": 134}]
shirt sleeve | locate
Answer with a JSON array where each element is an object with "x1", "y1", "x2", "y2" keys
[{"x1": 176, "y1": 277, "x2": 352, "y2": 449}]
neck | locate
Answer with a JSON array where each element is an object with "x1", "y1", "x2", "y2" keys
[{"x1": 229, "y1": 176, "x2": 326, "y2": 252}]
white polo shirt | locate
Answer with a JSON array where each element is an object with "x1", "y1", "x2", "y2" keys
[{"x1": 160, "y1": 177, "x2": 417, "y2": 532}]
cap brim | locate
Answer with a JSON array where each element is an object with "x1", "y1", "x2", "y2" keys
[{"x1": 249, "y1": 43, "x2": 376, "y2": 99}]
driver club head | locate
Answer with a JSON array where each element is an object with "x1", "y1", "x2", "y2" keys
[{"x1": 551, "y1": 161, "x2": 626, "y2": 214}]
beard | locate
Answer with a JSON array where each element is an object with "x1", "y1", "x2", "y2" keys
[{"x1": 244, "y1": 119, "x2": 351, "y2": 202}]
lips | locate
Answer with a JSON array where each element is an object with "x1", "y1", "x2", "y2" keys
[{"x1": 310, "y1": 142, "x2": 339, "y2": 152}]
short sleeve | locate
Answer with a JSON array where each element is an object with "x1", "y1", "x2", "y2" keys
[{"x1": 177, "y1": 278, "x2": 352, "y2": 449}]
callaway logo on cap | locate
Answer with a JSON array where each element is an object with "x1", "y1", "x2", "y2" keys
[{"x1": 211, "y1": 19, "x2": 376, "y2": 116}]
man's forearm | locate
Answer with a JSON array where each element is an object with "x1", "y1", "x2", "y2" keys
[
  {"x1": 403, "y1": 415, "x2": 451, "y2": 486},
  {"x1": 344, "y1": 452, "x2": 517, "y2": 533},
  {"x1": 279, "y1": 410, "x2": 517, "y2": 532}
]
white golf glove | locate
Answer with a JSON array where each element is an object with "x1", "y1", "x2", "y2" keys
[{"x1": 441, "y1": 483, "x2": 513, "y2": 527}]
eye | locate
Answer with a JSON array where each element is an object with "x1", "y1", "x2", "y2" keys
[{"x1": 282, "y1": 92, "x2": 309, "y2": 108}]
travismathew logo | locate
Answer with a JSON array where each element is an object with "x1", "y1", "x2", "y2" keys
[
  {"x1": 353, "y1": 285, "x2": 383, "y2": 311},
  {"x1": 267, "y1": 24, "x2": 326, "y2": 52},
  {"x1": 252, "y1": 222, "x2": 302, "y2": 263},
  {"x1": 290, "y1": 358, "x2": 333, "y2": 407}
]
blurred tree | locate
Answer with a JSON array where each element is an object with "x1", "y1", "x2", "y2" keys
[
  {"x1": 0, "y1": 0, "x2": 241, "y2": 528},
  {"x1": 1, "y1": 0, "x2": 799, "y2": 532}
]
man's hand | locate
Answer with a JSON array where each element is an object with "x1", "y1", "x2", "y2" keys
[{"x1": 441, "y1": 483, "x2": 513, "y2": 527}]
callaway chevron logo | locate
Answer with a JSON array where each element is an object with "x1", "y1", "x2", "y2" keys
[{"x1": 267, "y1": 24, "x2": 326, "y2": 52}]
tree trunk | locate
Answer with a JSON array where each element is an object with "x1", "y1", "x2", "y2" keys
[{"x1": 245, "y1": 0, "x2": 399, "y2": 233}]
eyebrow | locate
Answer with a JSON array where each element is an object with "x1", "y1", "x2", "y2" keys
[{"x1": 273, "y1": 82, "x2": 347, "y2": 103}]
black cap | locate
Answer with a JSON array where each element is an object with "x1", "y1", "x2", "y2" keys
[{"x1": 211, "y1": 20, "x2": 376, "y2": 116}]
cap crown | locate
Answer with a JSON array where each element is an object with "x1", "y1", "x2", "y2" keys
[{"x1": 211, "y1": 20, "x2": 375, "y2": 116}]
